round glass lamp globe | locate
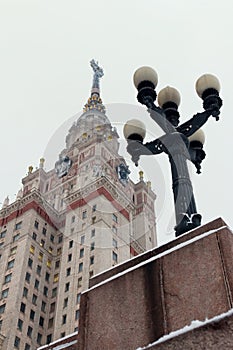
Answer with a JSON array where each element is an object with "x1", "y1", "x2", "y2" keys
[
  {"x1": 123, "y1": 119, "x2": 146, "y2": 140},
  {"x1": 188, "y1": 129, "x2": 205, "y2": 145},
  {"x1": 158, "y1": 86, "x2": 181, "y2": 107},
  {"x1": 195, "y1": 74, "x2": 220, "y2": 98},
  {"x1": 133, "y1": 66, "x2": 158, "y2": 89}
]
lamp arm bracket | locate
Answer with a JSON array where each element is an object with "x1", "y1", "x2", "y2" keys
[
  {"x1": 143, "y1": 139, "x2": 165, "y2": 155},
  {"x1": 176, "y1": 110, "x2": 212, "y2": 137}
]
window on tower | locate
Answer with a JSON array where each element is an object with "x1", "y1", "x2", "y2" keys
[
  {"x1": 29, "y1": 245, "x2": 35, "y2": 254},
  {"x1": 113, "y1": 239, "x2": 118, "y2": 249},
  {"x1": 14, "y1": 336, "x2": 20, "y2": 348},
  {"x1": 38, "y1": 252, "x2": 44, "y2": 262},
  {"x1": 17, "y1": 318, "x2": 23, "y2": 331},
  {"x1": 39, "y1": 316, "x2": 44, "y2": 327},
  {"x1": 13, "y1": 233, "x2": 20, "y2": 242},
  {"x1": 36, "y1": 265, "x2": 41, "y2": 276},
  {"x1": 43, "y1": 286, "x2": 48, "y2": 297},
  {"x1": 23, "y1": 287, "x2": 28, "y2": 298},
  {"x1": 62, "y1": 314, "x2": 67, "y2": 325},
  {"x1": 65, "y1": 282, "x2": 70, "y2": 292},
  {"x1": 37, "y1": 333, "x2": 42, "y2": 345},
  {"x1": 32, "y1": 294, "x2": 37, "y2": 305},
  {"x1": 112, "y1": 226, "x2": 117, "y2": 234},
  {"x1": 112, "y1": 214, "x2": 118, "y2": 223},
  {"x1": 75, "y1": 309, "x2": 80, "y2": 320},
  {"x1": 27, "y1": 326, "x2": 33, "y2": 338},
  {"x1": 45, "y1": 272, "x2": 50, "y2": 282},
  {"x1": 48, "y1": 318, "x2": 54, "y2": 328},
  {"x1": 112, "y1": 251, "x2": 118, "y2": 262},
  {"x1": 47, "y1": 335, "x2": 52, "y2": 344},
  {"x1": 47, "y1": 259, "x2": 51, "y2": 268},
  {"x1": 0, "y1": 230, "x2": 6, "y2": 238},
  {"x1": 0, "y1": 304, "x2": 6, "y2": 314},
  {"x1": 41, "y1": 301, "x2": 46, "y2": 313},
  {"x1": 5, "y1": 273, "x2": 12, "y2": 283},
  {"x1": 1, "y1": 288, "x2": 9, "y2": 299},
  {"x1": 15, "y1": 221, "x2": 22, "y2": 230},
  {"x1": 20, "y1": 302, "x2": 26, "y2": 314},
  {"x1": 79, "y1": 248, "x2": 84, "y2": 258},
  {"x1": 10, "y1": 246, "x2": 17, "y2": 255},
  {"x1": 90, "y1": 256, "x2": 94, "y2": 265},
  {"x1": 34, "y1": 279, "x2": 39, "y2": 290},
  {"x1": 7, "y1": 259, "x2": 15, "y2": 269},
  {"x1": 76, "y1": 293, "x2": 81, "y2": 304},
  {"x1": 34, "y1": 221, "x2": 39, "y2": 229},
  {"x1": 77, "y1": 277, "x2": 82, "y2": 288},
  {"x1": 53, "y1": 274, "x2": 59, "y2": 283},
  {"x1": 63, "y1": 298, "x2": 68, "y2": 308},
  {"x1": 78, "y1": 263, "x2": 83, "y2": 273},
  {"x1": 80, "y1": 235, "x2": 85, "y2": 245},
  {"x1": 50, "y1": 302, "x2": 56, "y2": 313}
]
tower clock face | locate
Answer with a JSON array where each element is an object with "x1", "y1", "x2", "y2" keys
[{"x1": 55, "y1": 155, "x2": 73, "y2": 179}]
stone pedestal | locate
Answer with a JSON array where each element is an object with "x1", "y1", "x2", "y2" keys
[{"x1": 78, "y1": 218, "x2": 233, "y2": 350}]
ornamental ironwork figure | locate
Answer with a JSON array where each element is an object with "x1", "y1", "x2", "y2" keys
[{"x1": 124, "y1": 67, "x2": 223, "y2": 236}]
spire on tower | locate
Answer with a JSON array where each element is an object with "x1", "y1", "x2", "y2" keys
[
  {"x1": 83, "y1": 59, "x2": 106, "y2": 114},
  {"x1": 90, "y1": 59, "x2": 104, "y2": 94}
]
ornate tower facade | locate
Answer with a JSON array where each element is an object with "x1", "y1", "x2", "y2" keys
[{"x1": 0, "y1": 61, "x2": 157, "y2": 349}]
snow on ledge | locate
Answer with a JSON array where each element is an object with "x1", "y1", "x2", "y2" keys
[
  {"x1": 37, "y1": 332, "x2": 78, "y2": 349},
  {"x1": 136, "y1": 308, "x2": 233, "y2": 349}
]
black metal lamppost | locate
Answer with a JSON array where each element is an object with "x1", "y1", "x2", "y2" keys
[{"x1": 123, "y1": 67, "x2": 222, "y2": 236}]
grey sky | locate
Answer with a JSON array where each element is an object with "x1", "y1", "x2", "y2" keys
[{"x1": 0, "y1": 0, "x2": 232, "y2": 244}]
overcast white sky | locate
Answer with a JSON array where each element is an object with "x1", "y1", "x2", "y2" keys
[{"x1": 0, "y1": 0, "x2": 232, "y2": 244}]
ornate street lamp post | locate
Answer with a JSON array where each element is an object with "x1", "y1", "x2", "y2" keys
[{"x1": 124, "y1": 67, "x2": 222, "y2": 236}]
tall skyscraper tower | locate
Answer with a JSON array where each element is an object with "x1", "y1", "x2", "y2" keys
[{"x1": 0, "y1": 61, "x2": 157, "y2": 350}]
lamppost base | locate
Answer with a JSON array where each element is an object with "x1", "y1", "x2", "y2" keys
[{"x1": 175, "y1": 213, "x2": 202, "y2": 237}]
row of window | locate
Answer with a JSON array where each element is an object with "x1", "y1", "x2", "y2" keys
[
  {"x1": 70, "y1": 211, "x2": 118, "y2": 223},
  {"x1": 62, "y1": 308, "x2": 80, "y2": 325},
  {"x1": 22, "y1": 286, "x2": 57, "y2": 312},
  {"x1": 25, "y1": 270, "x2": 59, "y2": 285},
  {"x1": 14, "y1": 331, "x2": 42, "y2": 348},
  {"x1": 0, "y1": 218, "x2": 59, "y2": 241},
  {"x1": 63, "y1": 293, "x2": 81, "y2": 308}
]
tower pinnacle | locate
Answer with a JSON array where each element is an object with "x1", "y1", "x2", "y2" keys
[{"x1": 83, "y1": 59, "x2": 106, "y2": 113}]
